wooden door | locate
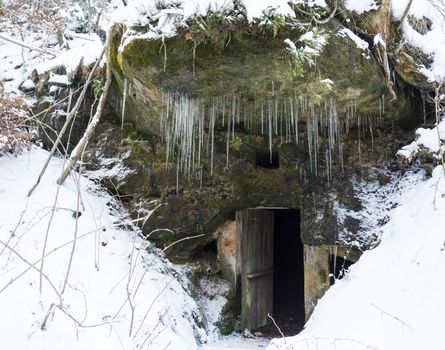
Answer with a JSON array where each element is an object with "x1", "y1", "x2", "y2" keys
[{"x1": 237, "y1": 208, "x2": 274, "y2": 330}]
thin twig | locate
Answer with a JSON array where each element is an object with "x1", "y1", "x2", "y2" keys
[
  {"x1": 267, "y1": 313, "x2": 286, "y2": 344},
  {"x1": 0, "y1": 33, "x2": 56, "y2": 57},
  {"x1": 370, "y1": 303, "x2": 412, "y2": 329},
  {"x1": 0, "y1": 239, "x2": 62, "y2": 302},
  {"x1": 162, "y1": 234, "x2": 205, "y2": 252}
]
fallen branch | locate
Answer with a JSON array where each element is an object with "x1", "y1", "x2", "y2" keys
[{"x1": 0, "y1": 33, "x2": 56, "y2": 58}]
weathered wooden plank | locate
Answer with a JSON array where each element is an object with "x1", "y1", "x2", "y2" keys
[
  {"x1": 247, "y1": 270, "x2": 274, "y2": 279},
  {"x1": 239, "y1": 208, "x2": 274, "y2": 330}
]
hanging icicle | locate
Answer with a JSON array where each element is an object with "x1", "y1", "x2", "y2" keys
[
  {"x1": 268, "y1": 98, "x2": 273, "y2": 164},
  {"x1": 159, "y1": 90, "x2": 352, "y2": 186},
  {"x1": 121, "y1": 78, "x2": 128, "y2": 131}
]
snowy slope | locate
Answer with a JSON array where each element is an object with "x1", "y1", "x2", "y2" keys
[
  {"x1": 0, "y1": 148, "x2": 204, "y2": 350},
  {"x1": 268, "y1": 164, "x2": 445, "y2": 347}
]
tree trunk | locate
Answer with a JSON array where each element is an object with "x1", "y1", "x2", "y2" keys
[{"x1": 56, "y1": 37, "x2": 112, "y2": 185}]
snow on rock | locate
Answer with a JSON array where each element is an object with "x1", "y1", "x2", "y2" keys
[
  {"x1": 392, "y1": 0, "x2": 445, "y2": 82},
  {"x1": 334, "y1": 166, "x2": 427, "y2": 248},
  {"x1": 113, "y1": 0, "x2": 299, "y2": 42},
  {"x1": 344, "y1": 0, "x2": 379, "y2": 14},
  {"x1": 32, "y1": 34, "x2": 104, "y2": 76},
  {"x1": 373, "y1": 33, "x2": 386, "y2": 48},
  {"x1": 241, "y1": 0, "x2": 293, "y2": 20},
  {"x1": 197, "y1": 277, "x2": 231, "y2": 340},
  {"x1": 337, "y1": 28, "x2": 369, "y2": 51},
  {"x1": 115, "y1": 0, "x2": 297, "y2": 50},
  {"x1": 20, "y1": 79, "x2": 36, "y2": 92},
  {"x1": 0, "y1": 147, "x2": 205, "y2": 350},
  {"x1": 48, "y1": 74, "x2": 72, "y2": 87},
  {"x1": 397, "y1": 118, "x2": 445, "y2": 161}
]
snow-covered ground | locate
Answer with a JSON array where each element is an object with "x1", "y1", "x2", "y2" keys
[
  {"x1": 2, "y1": 1, "x2": 445, "y2": 349},
  {"x1": 3, "y1": 119, "x2": 444, "y2": 350},
  {"x1": 268, "y1": 123, "x2": 445, "y2": 349},
  {"x1": 0, "y1": 148, "x2": 205, "y2": 350}
]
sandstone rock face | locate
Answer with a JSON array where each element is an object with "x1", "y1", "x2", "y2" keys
[
  {"x1": 79, "y1": 16, "x2": 426, "y2": 261},
  {"x1": 33, "y1": 6, "x2": 430, "y2": 262}
]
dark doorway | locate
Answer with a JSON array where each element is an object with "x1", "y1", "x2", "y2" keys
[
  {"x1": 273, "y1": 210, "x2": 304, "y2": 333},
  {"x1": 257, "y1": 209, "x2": 304, "y2": 337}
]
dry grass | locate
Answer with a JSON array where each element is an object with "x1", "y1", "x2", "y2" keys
[
  {"x1": 0, "y1": 83, "x2": 36, "y2": 154},
  {"x1": 0, "y1": 0, "x2": 68, "y2": 33}
]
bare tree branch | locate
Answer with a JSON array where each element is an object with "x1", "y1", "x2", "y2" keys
[{"x1": 398, "y1": 0, "x2": 414, "y2": 31}]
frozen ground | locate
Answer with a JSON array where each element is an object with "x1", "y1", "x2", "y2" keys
[
  {"x1": 268, "y1": 117, "x2": 445, "y2": 349},
  {"x1": 0, "y1": 147, "x2": 207, "y2": 349},
  {"x1": 2, "y1": 1, "x2": 445, "y2": 349}
]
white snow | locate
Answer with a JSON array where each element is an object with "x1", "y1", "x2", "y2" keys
[
  {"x1": 0, "y1": 147, "x2": 204, "y2": 350},
  {"x1": 48, "y1": 74, "x2": 72, "y2": 87},
  {"x1": 33, "y1": 35, "x2": 104, "y2": 76},
  {"x1": 344, "y1": 0, "x2": 445, "y2": 81},
  {"x1": 397, "y1": 118, "x2": 445, "y2": 161},
  {"x1": 268, "y1": 145, "x2": 445, "y2": 350},
  {"x1": 344, "y1": 0, "x2": 379, "y2": 14},
  {"x1": 373, "y1": 33, "x2": 386, "y2": 48},
  {"x1": 21, "y1": 79, "x2": 36, "y2": 91},
  {"x1": 197, "y1": 277, "x2": 232, "y2": 340},
  {"x1": 3, "y1": 1, "x2": 445, "y2": 350},
  {"x1": 269, "y1": 163, "x2": 445, "y2": 350},
  {"x1": 334, "y1": 167, "x2": 427, "y2": 248},
  {"x1": 391, "y1": 0, "x2": 445, "y2": 82},
  {"x1": 201, "y1": 336, "x2": 269, "y2": 350},
  {"x1": 241, "y1": 0, "x2": 293, "y2": 20},
  {"x1": 338, "y1": 28, "x2": 369, "y2": 51}
]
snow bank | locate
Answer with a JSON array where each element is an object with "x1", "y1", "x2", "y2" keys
[
  {"x1": 268, "y1": 156, "x2": 445, "y2": 349},
  {"x1": 397, "y1": 118, "x2": 445, "y2": 161},
  {"x1": 0, "y1": 148, "x2": 204, "y2": 350}
]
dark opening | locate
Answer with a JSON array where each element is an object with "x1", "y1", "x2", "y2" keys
[
  {"x1": 258, "y1": 209, "x2": 304, "y2": 337},
  {"x1": 234, "y1": 121, "x2": 245, "y2": 132},
  {"x1": 202, "y1": 239, "x2": 218, "y2": 254},
  {"x1": 255, "y1": 149, "x2": 279, "y2": 169},
  {"x1": 329, "y1": 254, "x2": 354, "y2": 285}
]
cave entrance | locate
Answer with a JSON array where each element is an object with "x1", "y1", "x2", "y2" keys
[{"x1": 236, "y1": 208, "x2": 304, "y2": 335}]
